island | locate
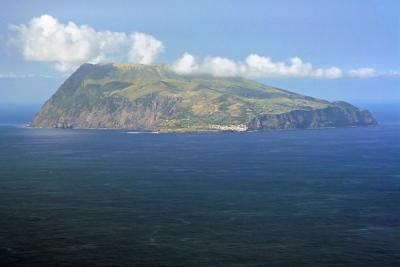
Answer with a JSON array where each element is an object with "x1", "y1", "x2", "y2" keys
[{"x1": 32, "y1": 63, "x2": 377, "y2": 132}]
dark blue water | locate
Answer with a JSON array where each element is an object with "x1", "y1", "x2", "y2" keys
[{"x1": 0, "y1": 124, "x2": 399, "y2": 266}]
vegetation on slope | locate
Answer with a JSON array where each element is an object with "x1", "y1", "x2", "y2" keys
[{"x1": 32, "y1": 63, "x2": 376, "y2": 131}]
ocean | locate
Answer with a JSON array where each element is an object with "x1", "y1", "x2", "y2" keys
[{"x1": 0, "y1": 104, "x2": 399, "y2": 266}]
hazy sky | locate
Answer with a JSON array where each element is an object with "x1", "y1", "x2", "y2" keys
[{"x1": 0, "y1": 0, "x2": 399, "y2": 104}]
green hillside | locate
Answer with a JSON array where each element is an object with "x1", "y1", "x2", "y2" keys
[{"x1": 32, "y1": 63, "x2": 376, "y2": 131}]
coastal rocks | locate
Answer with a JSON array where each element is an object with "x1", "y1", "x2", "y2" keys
[{"x1": 53, "y1": 122, "x2": 73, "y2": 129}]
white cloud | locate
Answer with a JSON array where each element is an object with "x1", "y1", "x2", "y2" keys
[
  {"x1": 312, "y1": 67, "x2": 343, "y2": 79},
  {"x1": 245, "y1": 55, "x2": 315, "y2": 78},
  {"x1": 0, "y1": 72, "x2": 57, "y2": 79},
  {"x1": 387, "y1": 70, "x2": 400, "y2": 76},
  {"x1": 10, "y1": 14, "x2": 164, "y2": 72},
  {"x1": 171, "y1": 52, "x2": 199, "y2": 74},
  {"x1": 201, "y1": 57, "x2": 240, "y2": 77},
  {"x1": 128, "y1": 32, "x2": 164, "y2": 64},
  {"x1": 171, "y1": 53, "x2": 344, "y2": 79},
  {"x1": 348, "y1": 68, "x2": 377, "y2": 78},
  {"x1": 0, "y1": 72, "x2": 33, "y2": 79}
]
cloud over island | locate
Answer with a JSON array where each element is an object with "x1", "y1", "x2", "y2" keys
[
  {"x1": 171, "y1": 53, "x2": 344, "y2": 79},
  {"x1": 9, "y1": 14, "x2": 389, "y2": 80},
  {"x1": 9, "y1": 15, "x2": 164, "y2": 72}
]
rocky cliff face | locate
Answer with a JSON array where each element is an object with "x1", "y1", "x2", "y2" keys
[
  {"x1": 247, "y1": 104, "x2": 376, "y2": 130},
  {"x1": 32, "y1": 63, "x2": 377, "y2": 132},
  {"x1": 34, "y1": 92, "x2": 178, "y2": 130}
]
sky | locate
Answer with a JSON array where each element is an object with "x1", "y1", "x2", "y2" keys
[{"x1": 0, "y1": 0, "x2": 399, "y2": 104}]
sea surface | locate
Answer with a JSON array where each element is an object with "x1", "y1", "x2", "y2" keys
[{"x1": 0, "y1": 111, "x2": 399, "y2": 266}]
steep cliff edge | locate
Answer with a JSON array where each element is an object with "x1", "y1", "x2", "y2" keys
[
  {"x1": 32, "y1": 63, "x2": 376, "y2": 132},
  {"x1": 248, "y1": 103, "x2": 376, "y2": 130}
]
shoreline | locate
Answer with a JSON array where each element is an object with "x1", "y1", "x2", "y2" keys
[{"x1": 24, "y1": 123, "x2": 378, "y2": 134}]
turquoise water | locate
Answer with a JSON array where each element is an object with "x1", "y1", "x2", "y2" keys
[{"x1": 0, "y1": 124, "x2": 399, "y2": 266}]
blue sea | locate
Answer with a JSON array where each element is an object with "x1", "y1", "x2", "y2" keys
[{"x1": 0, "y1": 103, "x2": 399, "y2": 266}]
